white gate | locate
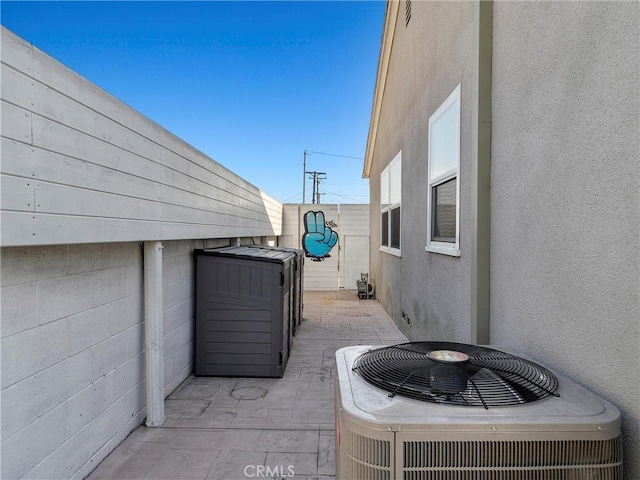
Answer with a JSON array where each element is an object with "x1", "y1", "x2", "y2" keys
[
  {"x1": 280, "y1": 204, "x2": 369, "y2": 291},
  {"x1": 340, "y1": 235, "x2": 370, "y2": 291}
]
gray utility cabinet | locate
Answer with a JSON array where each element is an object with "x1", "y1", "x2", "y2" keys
[
  {"x1": 258, "y1": 246, "x2": 304, "y2": 336},
  {"x1": 195, "y1": 246, "x2": 299, "y2": 378},
  {"x1": 288, "y1": 248, "x2": 304, "y2": 336}
]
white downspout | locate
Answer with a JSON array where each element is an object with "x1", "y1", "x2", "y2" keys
[{"x1": 144, "y1": 241, "x2": 165, "y2": 427}]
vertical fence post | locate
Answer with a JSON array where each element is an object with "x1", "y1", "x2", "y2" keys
[{"x1": 144, "y1": 241, "x2": 165, "y2": 427}]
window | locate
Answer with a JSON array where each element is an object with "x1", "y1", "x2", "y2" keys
[
  {"x1": 426, "y1": 85, "x2": 460, "y2": 256},
  {"x1": 381, "y1": 151, "x2": 401, "y2": 255}
]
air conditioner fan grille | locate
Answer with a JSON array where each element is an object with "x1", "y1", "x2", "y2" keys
[{"x1": 352, "y1": 342, "x2": 559, "y2": 407}]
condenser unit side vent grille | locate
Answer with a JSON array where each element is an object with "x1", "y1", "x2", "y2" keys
[
  {"x1": 342, "y1": 429, "x2": 392, "y2": 479},
  {"x1": 345, "y1": 430, "x2": 391, "y2": 467},
  {"x1": 344, "y1": 463, "x2": 391, "y2": 480},
  {"x1": 402, "y1": 468, "x2": 622, "y2": 480},
  {"x1": 402, "y1": 438, "x2": 623, "y2": 469}
]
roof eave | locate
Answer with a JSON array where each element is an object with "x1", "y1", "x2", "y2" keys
[{"x1": 363, "y1": 0, "x2": 401, "y2": 179}]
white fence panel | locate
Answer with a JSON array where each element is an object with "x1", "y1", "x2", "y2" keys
[{"x1": 1, "y1": 27, "x2": 282, "y2": 247}]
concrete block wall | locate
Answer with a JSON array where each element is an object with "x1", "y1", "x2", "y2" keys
[
  {"x1": 161, "y1": 238, "x2": 229, "y2": 395},
  {"x1": 1, "y1": 243, "x2": 145, "y2": 479},
  {"x1": 162, "y1": 240, "x2": 196, "y2": 395},
  {"x1": 0, "y1": 237, "x2": 233, "y2": 479}
]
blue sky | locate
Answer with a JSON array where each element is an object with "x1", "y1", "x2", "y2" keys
[{"x1": 1, "y1": 1, "x2": 384, "y2": 204}]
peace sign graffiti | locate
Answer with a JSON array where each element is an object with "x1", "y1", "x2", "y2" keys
[{"x1": 302, "y1": 211, "x2": 338, "y2": 259}]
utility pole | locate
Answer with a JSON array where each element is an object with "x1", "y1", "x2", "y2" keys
[
  {"x1": 302, "y1": 150, "x2": 308, "y2": 204},
  {"x1": 305, "y1": 171, "x2": 326, "y2": 204},
  {"x1": 302, "y1": 150, "x2": 363, "y2": 204}
]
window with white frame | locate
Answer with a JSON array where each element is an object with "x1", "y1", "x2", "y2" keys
[
  {"x1": 426, "y1": 85, "x2": 460, "y2": 256},
  {"x1": 381, "y1": 151, "x2": 401, "y2": 254}
]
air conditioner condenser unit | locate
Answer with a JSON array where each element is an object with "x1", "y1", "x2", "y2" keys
[{"x1": 334, "y1": 342, "x2": 623, "y2": 480}]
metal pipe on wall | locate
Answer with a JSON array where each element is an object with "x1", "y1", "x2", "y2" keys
[{"x1": 470, "y1": 0, "x2": 492, "y2": 345}]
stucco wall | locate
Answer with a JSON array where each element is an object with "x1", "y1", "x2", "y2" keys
[
  {"x1": 491, "y1": 2, "x2": 639, "y2": 475},
  {"x1": 367, "y1": 1, "x2": 638, "y2": 476},
  {"x1": 368, "y1": 1, "x2": 474, "y2": 341}
]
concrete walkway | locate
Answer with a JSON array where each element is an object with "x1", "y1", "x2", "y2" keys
[{"x1": 87, "y1": 291, "x2": 407, "y2": 480}]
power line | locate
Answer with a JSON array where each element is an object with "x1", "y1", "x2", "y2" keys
[
  {"x1": 281, "y1": 192, "x2": 303, "y2": 203},
  {"x1": 323, "y1": 189, "x2": 369, "y2": 203},
  {"x1": 309, "y1": 151, "x2": 363, "y2": 160}
]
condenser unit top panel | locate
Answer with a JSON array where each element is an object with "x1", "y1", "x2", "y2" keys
[{"x1": 336, "y1": 346, "x2": 621, "y2": 437}]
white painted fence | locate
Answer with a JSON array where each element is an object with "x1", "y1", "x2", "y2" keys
[
  {"x1": 280, "y1": 204, "x2": 370, "y2": 291},
  {"x1": 1, "y1": 26, "x2": 281, "y2": 247},
  {"x1": 0, "y1": 26, "x2": 282, "y2": 479}
]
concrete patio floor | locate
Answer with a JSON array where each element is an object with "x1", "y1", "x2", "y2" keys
[{"x1": 86, "y1": 291, "x2": 408, "y2": 480}]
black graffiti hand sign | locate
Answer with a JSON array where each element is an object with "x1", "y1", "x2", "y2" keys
[{"x1": 302, "y1": 211, "x2": 338, "y2": 258}]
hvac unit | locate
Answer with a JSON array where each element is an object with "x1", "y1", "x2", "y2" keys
[{"x1": 334, "y1": 342, "x2": 623, "y2": 479}]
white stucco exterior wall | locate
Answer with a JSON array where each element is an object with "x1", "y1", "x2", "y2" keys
[
  {"x1": 365, "y1": 1, "x2": 638, "y2": 476},
  {"x1": 367, "y1": 1, "x2": 475, "y2": 342},
  {"x1": 490, "y1": 2, "x2": 639, "y2": 475}
]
